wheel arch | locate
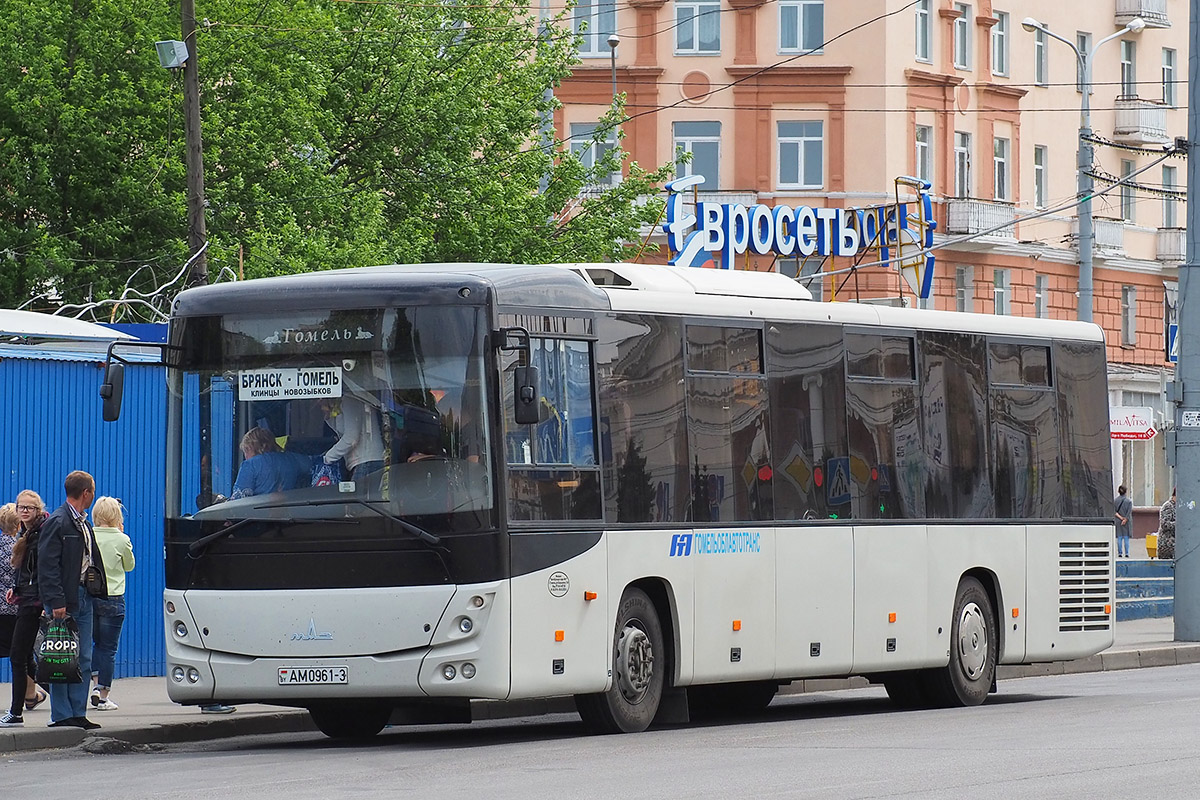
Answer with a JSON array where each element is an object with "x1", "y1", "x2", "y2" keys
[
  {"x1": 626, "y1": 577, "x2": 679, "y2": 689},
  {"x1": 961, "y1": 566, "x2": 1004, "y2": 658}
]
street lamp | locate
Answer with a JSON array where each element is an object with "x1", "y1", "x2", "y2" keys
[
  {"x1": 607, "y1": 33, "x2": 620, "y2": 103},
  {"x1": 1022, "y1": 16, "x2": 1146, "y2": 323}
]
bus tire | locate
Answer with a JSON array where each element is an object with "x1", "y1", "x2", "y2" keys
[
  {"x1": 687, "y1": 681, "x2": 778, "y2": 719},
  {"x1": 309, "y1": 704, "x2": 390, "y2": 739},
  {"x1": 924, "y1": 577, "x2": 996, "y2": 707},
  {"x1": 575, "y1": 587, "x2": 665, "y2": 734}
]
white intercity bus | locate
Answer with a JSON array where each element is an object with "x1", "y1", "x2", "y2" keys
[{"x1": 105, "y1": 262, "x2": 1115, "y2": 738}]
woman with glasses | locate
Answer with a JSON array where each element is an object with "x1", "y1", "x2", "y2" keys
[
  {"x1": 89, "y1": 496, "x2": 134, "y2": 711},
  {"x1": 1, "y1": 491, "x2": 49, "y2": 727}
]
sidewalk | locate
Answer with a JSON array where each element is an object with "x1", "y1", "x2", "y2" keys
[{"x1": 1, "y1": 613, "x2": 1193, "y2": 754}]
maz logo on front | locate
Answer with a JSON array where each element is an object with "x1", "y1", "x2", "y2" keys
[{"x1": 291, "y1": 619, "x2": 334, "y2": 641}]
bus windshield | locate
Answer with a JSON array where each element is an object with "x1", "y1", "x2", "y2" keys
[{"x1": 168, "y1": 304, "x2": 494, "y2": 531}]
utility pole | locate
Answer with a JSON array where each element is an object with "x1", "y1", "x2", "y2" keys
[
  {"x1": 182, "y1": 0, "x2": 208, "y2": 287},
  {"x1": 1173, "y1": 0, "x2": 1200, "y2": 640}
]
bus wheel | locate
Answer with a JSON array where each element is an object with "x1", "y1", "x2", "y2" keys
[
  {"x1": 309, "y1": 704, "x2": 391, "y2": 739},
  {"x1": 924, "y1": 577, "x2": 996, "y2": 707},
  {"x1": 575, "y1": 587, "x2": 665, "y2": 734}
]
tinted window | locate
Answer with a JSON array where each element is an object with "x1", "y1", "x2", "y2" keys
[
  {"x1": 991, "y1": 388, "x2": 1061, "y2": 518},
  {"x1": 1055, "y1": 340, "x2": 1113, "y2": 519},
  {"x1": 767, "y1": 323, "x2": 850, "y2": 520},
  {"x1": 846, "y1": 333, "x2": 915, "y2": 380},
  {"x1": 989, "y1": 342, "x2": 1051, "y2": 386},
  {"x1": 596, "y1": 315, "x2": 689, "y2": 523},
  {"x1": 687, "y1": 326, "x2": 763, "y2": 373},
  {"x1": 919, "y1": 332, "x2": 993, "y2": 518},
  {"x1": 687, "y1": 376, "x2": 771, "y2": 522},
  {"x1": 846, "y1": 382, "x2": 924, "y2": 519}
]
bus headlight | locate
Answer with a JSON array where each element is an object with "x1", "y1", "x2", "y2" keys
[
  {"x1": 187, "y1": 668, "x2": 201, "y2": 684},
  {"x1": 458, "y1": 617, "x2": 473, "y2": 633},
  {"x1": 172, "y1": 666, "x2": 186, "y2": 683},
  {"x1": 174, "y1": 621, "x2": 188, "y2": 638},
  {"x1": 442, "y1": 664, "x2": 457, "y2": 680},
  {"x1": 461, "y1": 663, "x2": 476, "y2": 679}
]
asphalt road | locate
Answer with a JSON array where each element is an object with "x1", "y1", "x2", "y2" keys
[{"x1": 6, "y1": 664, "x2": 1200, "y2": 799}]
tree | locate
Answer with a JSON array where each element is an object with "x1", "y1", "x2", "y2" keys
[{"x1": 0, "y1": 0, "x2": 667, "y2": 316}]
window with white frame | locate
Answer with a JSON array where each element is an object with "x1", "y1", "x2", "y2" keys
[
  {"x1": 570, "y1": 122, "x2": 619, "y2": 186},
  {"x1": 674, "y1": 121, "x2": 721, "y2": 189},
  {"x1": 1034, "y1": 29, "x2": 1047, "y2": 86},
  {"x1": 993, "y1": 137, "x2": 1009, "y2": 200},
  {"x1": 993, "y1": 269, "x2": 1010, "y2": 315},
  {"x1": 1120, "y1": 40, "x2": 1137, "y2": 97},
  {"x1": 676, "y1": 0, "x2": 720, "y2": 54},
  {"x1": 1076, "y1": 32, "x2": 1092, "y2": 93},
  {"x1": 1033, "y1": 145, "x2": 1047, "y2": 209},
  {"x1": 779, "y1": 257, "x2": 825, "y2": 301},
  {"x1": 574, "y1": 0, "x2": 617, "y2": 56},
  {"x1": 1121, "y1": 159, "x2": 1136, "y2": 222},
  {"x1": 915, "y1": 0, "x2": 931, "y2": 61},
  {"x1": 954, "y1": 131, "x2": 971, "y2": 197},
  {"x1": 1121, "y1": 285, "x2": 1137, "y2": 346},
  {"x1": 1163, "y1": 165, "x2": 1178, "y2": 228},
  {"x1": 915, "y1": 125, "x2": 933, "y2": 185},
  {"x1": 1163, "y1": 48, "x2": 1177, "y2": 106},
  {"x1": 955, "y1": 266, "x2": 974, "y2": 312},
  {"x1": 953, "y1": 3, "x2": 971, "y2": 69},
  {"x1": 992, "y1": 12, "x2": 1009, "y2": 76},
  {"x1": 780, "y1": 0, "x2": 824, "y2": 52},
  {"x1": 777, "y1": 121, "x2": 823, "y2": 189},
  {"x1": 1034, "y1": 274, "x2": 1049, "y2": 319}
]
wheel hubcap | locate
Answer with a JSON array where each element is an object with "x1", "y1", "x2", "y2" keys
[
  {"x1": 956, "y1": 601, "x2": 988, "y2": 681},
  {"x1": 615, "y1": 623, "x2": 654, "y2": 703}
]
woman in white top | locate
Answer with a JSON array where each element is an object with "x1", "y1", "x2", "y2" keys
[
  {"x1": 321, "y1": 395, "x2": 385, "y2": 482},
  {"x1": 89, "y1": 497, "x2": 135, "y2": 711}
]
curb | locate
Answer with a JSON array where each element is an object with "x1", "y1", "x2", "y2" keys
[{"x1": 5, "y1": 644, "x2": 1200, "y2": 754}]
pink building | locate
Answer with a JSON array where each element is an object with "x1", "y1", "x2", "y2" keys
[{"x1": 556, "y1": 0, "x2": 1184, "y2": 502}]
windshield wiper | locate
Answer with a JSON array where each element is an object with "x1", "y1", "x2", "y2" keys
[
  {"x1": 347, "y1": 500, "x2": 442, "y2": 546},
  {"x1": 187, "y1": 512, "x2": 359, "y2": 557},
  {"x1": 188, "y1": 517, "x2": 265, "y2": 557},
  {"x1": 242, "y1": 498, "x2": 442, "y2": 546}
]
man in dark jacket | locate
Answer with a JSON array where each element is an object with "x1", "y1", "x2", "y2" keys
[{"x1": 38, "y1": 471, "x2": 104, "y2": 730}]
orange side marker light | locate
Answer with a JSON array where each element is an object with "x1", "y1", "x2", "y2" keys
[
  {"x1": 888, "y1": 612, "x2": 897, "y2": 623},
  {"x1": 555, "y1": 630, "x2": 565, "y2": 642},
  {"x1": 584, "y1": 591, "x2": 598, "y2": 601},
  {"x1": 732, "y1": 620, "x2": 742, "y2": 632},
  {"x1": 1012, "y1": 608, "x2": 1020, "y2": 619}
]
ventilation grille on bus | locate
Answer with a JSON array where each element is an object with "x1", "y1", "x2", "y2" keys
[{"x1": 1058, "y1": 541, "x2": 1113, "y2": 632}]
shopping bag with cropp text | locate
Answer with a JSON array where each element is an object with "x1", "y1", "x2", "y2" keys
[{"x1": 35, "y1": 616, "x2": 83, "y2": 684}]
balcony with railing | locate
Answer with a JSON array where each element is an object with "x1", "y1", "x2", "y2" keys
[
  {"x1": 1071, "y1": 217, "x2": 1126, "y2": 255},
  {"x1": 1113, "y1": 97, "x2": 1170, "y2": 145},
  {"x1": 1116, "y1": 0, "x2": 1171, "y2": 28},
  {"x1": 945, "y1": 199, "x2": 1016, "y2": 239},
  {"x1": 1157, "y1": 227, "x2": 1186, "y2": 262}
]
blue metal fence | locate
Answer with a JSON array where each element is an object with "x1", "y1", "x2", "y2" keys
[{"x1": 0, "y1": 345, "x2": 167, "y2": 681}]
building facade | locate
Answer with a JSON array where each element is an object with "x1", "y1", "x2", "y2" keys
[{"x1": 555, "y1": 0, "x2": 1184, "y2": 507}]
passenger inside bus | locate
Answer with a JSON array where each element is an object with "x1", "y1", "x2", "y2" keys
[
  {"x1": 230, "y1": 427, "x2": 312, "y2": 499},
  {"x1": 320, "y1": 395, "x2": 385, "y2": 483}
]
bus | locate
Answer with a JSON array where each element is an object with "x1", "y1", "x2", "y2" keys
[{"x1": 106, "y1": 262, "x2": 1115, "y2": 739}]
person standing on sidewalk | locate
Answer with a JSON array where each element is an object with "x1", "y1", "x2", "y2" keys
[
  {"x1": 1158, "y1": 487, "x2": 1177, "y2": 560},
  {"x1": 1, "y1": 492, "x2": 50, "y2": 727},
  {"x1": 89, "y1": 496, "x2": 134, "y2": 712},
  {"x1": 1114, "y1": 486, "x2": 1133, "y2": 558},
  {"x1": 38, "y1": 471, "x2": 104, "y2": 730}
]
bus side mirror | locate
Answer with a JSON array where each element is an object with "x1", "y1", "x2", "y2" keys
[
  {"x1": 100, "y1": 361, "x2": 125, "y2": 422},
  {"x1": 514, "y1": 365, "x2": 539, "y2": 425}
]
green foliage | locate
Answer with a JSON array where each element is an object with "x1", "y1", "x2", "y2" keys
[{"x1": 0, "y1": 0, "x2": 666, "y2": 316}]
